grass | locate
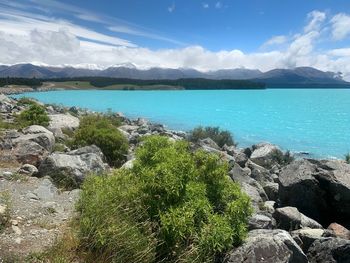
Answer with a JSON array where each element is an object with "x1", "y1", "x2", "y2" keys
[
  {"x1": 0, "y1": 190, "x2": 11, "y2": 232},
  {"x1": 188, "y1": 126, "x2": 236, "y2": 148}
]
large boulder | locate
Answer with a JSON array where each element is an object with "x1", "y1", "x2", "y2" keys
[
  {"x1": 0, "y1": 94, "x2": 15, "y2": 113},
  {"x1": 13, "y1": 140, "x2": 48, "y2": 166},
  {"x1": 279, "y1": 159, "x2": 350, "y2": 227},
  {"x1": 13, "y1": 125, "x2": 55, "y2": 152},
  {"x1": 291, "y1": 228, "x2": 325, "y2": 252},
  {"x1": 327, "y1": 223, "x2": 350, "y2": 240},
  {"x1": 307, "y1": 237, "x2": 350, "y2": 263},
  {"x1": 274, "y1": 206, "x2": 323, "y2": 231},
  {"x1": 224, "y1": 229, "x2": 308, "y2": 263},
  {"x1": 250, "y1": 143, "x2": 282, "y2": 168},
  {"x1": 246, "y1": 159, "x2": 274, "y2": 184},
  {"x1": 48, "y1": 114, "x2": 80, "y2": 130},
  {"x1": 38, "y1": 145, "x2": 108, "y2": 187}
]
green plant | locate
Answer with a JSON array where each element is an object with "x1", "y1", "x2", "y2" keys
[
  {"x1": 15, "y1": 104, "x2": 50, "y2": 127},
  {"x1": 17, "y1": 97, "x2": 38, "y2": 106},
  {"x1": 189, "y1": 126, "x2": 236, "y2": 148},
  {"x1": 270, "y1": 149, "x2": 294, "y2": 166},
  {"x1": 70, "y1": 114, "x2": 128, "y2": 167},
  {"x1": 77, "y1": 136, "x2": 252, "y2": 262},
  {"x1": 345, "y1": 153, "x2": 350, "y2": 164},
  {"x1": 0, "y1": 190, "x2": 11, "y2": 232}
]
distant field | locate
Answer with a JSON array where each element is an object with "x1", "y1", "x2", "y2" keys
[{"x1": 46, "y1": 81, "x2": 184, "y2": 90}]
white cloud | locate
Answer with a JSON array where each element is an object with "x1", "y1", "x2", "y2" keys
[
  {"x1": 331, "y1": 13, "x2": 350, "y2": 40},
  {"x1": 262, "y1": 35, "x2": 288, "y2": 47},
  {"x1": 0, "y1": 6, "x2": 350, "y2": 81},
  {"x1": 304, "y1": 10, "x2": 326, "y2": 32},
  {"x1": 202, "y1": 3, "x2": 209, "y2": 9}
]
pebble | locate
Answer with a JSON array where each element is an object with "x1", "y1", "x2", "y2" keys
[
  {"x1": 2, "y1": 171, "x2": 13, "y2": 178},
  {"x1": 11, "y1": 225, "x2": 22, "y2": 235}
]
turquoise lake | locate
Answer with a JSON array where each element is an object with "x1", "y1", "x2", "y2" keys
[{"x1": 14, "y1": 89, "x2": 350, "y2": 158}]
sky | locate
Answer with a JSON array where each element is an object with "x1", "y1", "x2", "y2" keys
[{"x1": 1, "y1": 0, "x2": 350, "y2": 78}]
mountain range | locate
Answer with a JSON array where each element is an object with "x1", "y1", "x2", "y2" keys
[{"x1": 0, "y1": 63, "x2": 348, "y2": 87}]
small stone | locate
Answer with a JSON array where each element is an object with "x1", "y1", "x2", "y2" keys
[
  {"x1": 2, "y1": 171, "x2": 13, "y2": 178},
  {"x1": 11, "y1": 219, "x2": 18, "y2": 226},
  {"x1": 15, "y1": 237, "x2": 22, "y2": 244},
  {"x1": 0, "y1": 204, "x2": 6, "y2": 215},
  {"x1": 26, "y1": 192, "x2": 39, "y2": 200},
  {"x1": 12, "y1": 225, "x2": 22, "y2": 235}
]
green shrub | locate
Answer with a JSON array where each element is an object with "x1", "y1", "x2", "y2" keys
[
  {"x1": 15, "y1": 104, "x2": 50, "y2": 127},
  {"x1": 71, "y1": 114, "x2": 128, "y2": 167},
  {"x1": 189, "y1": 126, "x2": 236, "y2": 148},
  {"x1": 270, "y1": 149, "x2": 294, "y2": 166},
  {"x1": 17, "y1": 97, "x2": 38, "y2": 106},
  {"x1": 345, "y1": 153, "x2": 350, "y2": 164},
  {"x1": 77, "y1": 136, "x2": 252, "y2": 262}
]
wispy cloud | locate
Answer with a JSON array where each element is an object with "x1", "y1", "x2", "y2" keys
[
  {"x1": 15, "y1": 0, "x2": 183, "y2": 46},
  {"x1": 202, "y1": 3, "x2": 209, "y2": 9},
  {"x1": 262, "y1": 35, "x2": 288, "y2": 48},
  {"x1": 215, "y1": 2, "x2": 222, "y2": 9}
]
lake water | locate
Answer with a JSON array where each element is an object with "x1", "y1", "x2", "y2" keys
[{"x1": 14, "y1": 89, "x2": 350, "y2": 158}]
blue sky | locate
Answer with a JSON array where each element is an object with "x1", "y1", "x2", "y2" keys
[{"x1": 0, "y1": 0, "x2": 350, "y2": 78}]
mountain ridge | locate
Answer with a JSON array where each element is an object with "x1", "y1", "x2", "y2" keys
[{"x1": 0, "y1": 64, "x2": 348, "y2": 86}]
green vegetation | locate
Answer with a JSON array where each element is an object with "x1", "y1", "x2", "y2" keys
[
  {"x1": 0, "y1": 77, "x2": 42, "y2": 87},
  {"x1": 43, "y1": 77, "x2": 266, "y2": 90},
  {"x1": 270, "y1": 149, "x2": 294, "y2": 166},
  {"x1": 17, "y1": 97, "x2": 39, "y2": 106},
  {"x1": 70, "y1": 114, "x2": 128, "y2": 167},
  {"x1": 15, "y1": 104, "x2": 50, "y2": 127},
  {"x1": 345, "y1": 153, "x2": 350, "y2": 164},
  {"x1": 189, "y1": 126, "x2": 236, "y2": 148},
  {"x1": 77, "y1": 136, "x2": 252, "y2": 262},
  {"x1": 0, "y1": 191, "x2": 11, "y2": 232}
]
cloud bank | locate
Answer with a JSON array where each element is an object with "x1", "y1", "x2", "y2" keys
[{"x1": 0, "y1": 2, "x2": 350, "y2": 80}]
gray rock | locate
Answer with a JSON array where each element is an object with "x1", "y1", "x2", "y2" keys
[
  {"x1": 198, "y1": 138, "x2": 221, "y2": 150},
  {"x1": 274, "y1": 206, "x2": 323, "y2": 231},
  {"x1": 307, "y1": 237, "x2": 350, "y2": 263},
  {"x1": 14, "y1": 125, "x2": 55, "y2": 152},
  {"x1": 121, "y1": 158, "x2": 135, "y2": 169},
  {"x1": 291, "y1": 228, "x2": 325, "y2": 252},
  {"x1": 248, "y1": 214, "x2": 275, "y2": 230},
  {"x1": 48, "y1": 114, "x2": 79, "y2": 130},
  {"x1": 224, "y1": 229, "x2": 308, "y2": 263},
  {"x1": 246, "y1": 159, "x2": 274, "y2": 184},
  {"x1": 279, "y1": 159, "x2": 350, "y2": 227},
  {"x1": 38, "y1": 145, "x2": 108, "y2": 187},
  {"x1": 250, "y1": 143, "x2": 282, "y2": 168},
  {"x1": 18, "y1": 164, "x2": 38, "y2": 176},
  {"x1": 2, "y1": 171, "x2": 13, "y2": 179},
  {"x1": 14, "y1": 140, "x2": 48, "y2": 166},
  {"x1": 263, "y1": 201, "x2": 276, "y2": 214},
  {"x1": 33, "y1": 178, "x2": 57, "y2": 201},
  {"x1": 263, "y1": 182, "x2": 279, "y2": 201}
]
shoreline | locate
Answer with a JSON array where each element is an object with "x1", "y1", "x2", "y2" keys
[{"x1": 8, "y1": 89, "x2": 346, "y2": 160}]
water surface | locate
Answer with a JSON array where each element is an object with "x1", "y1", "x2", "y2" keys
[{"x1": 15, "y1": 89, "x2": 350, "y2": 158}]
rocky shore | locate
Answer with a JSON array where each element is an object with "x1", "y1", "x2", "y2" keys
[{"x1": 0, "y1": 93, "x2": 349, "y2": 262}]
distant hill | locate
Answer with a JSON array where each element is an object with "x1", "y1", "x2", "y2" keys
[
  {"x1": 0, "y1": 63, "x2": 349, "y2": 87},
  {"x1": 254, "y1": 67, "x2": 348, "y2": 87}
]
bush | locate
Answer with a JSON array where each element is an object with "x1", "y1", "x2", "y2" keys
[
  {"x1": 270, "y1": 149, "x2": 294, "y2": 166},
  {"x1": 189, "y1": 126, "x2": 236, "y2": 148},
  {"x1": 345, "y1": 153, "x2": 350, "y2": 164},
  {"x1": 15, "y1": 104, "x2": 50, "y2": 127},
  {"x1": 17, "y1": 97, "x2": 38, "y2": 106},
  {"x1": 71, "y1": 114, "x2": 128, "y2": 167},
  {"x1": 77, "y1": 136, "x2": 252, "y2": 262}
]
